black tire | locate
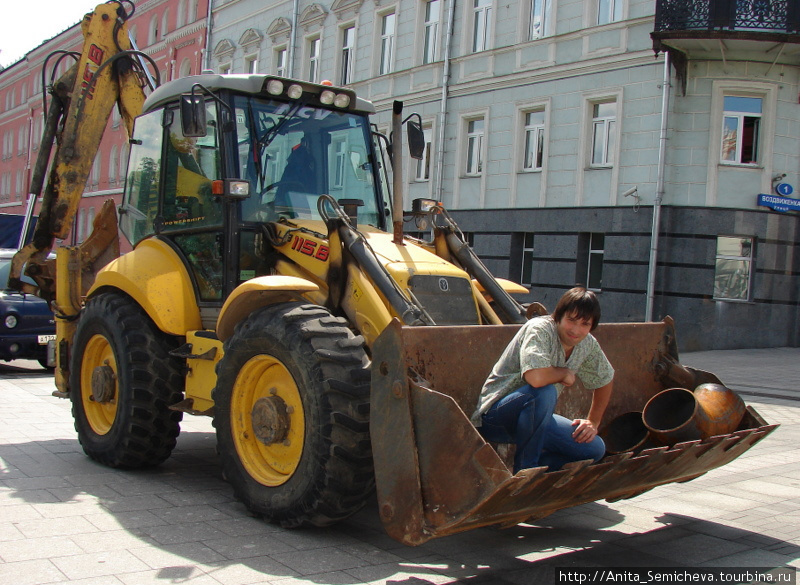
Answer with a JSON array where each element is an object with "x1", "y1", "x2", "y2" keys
[
  {"x1": 70, "y1": 291, "x2": 184, "y2": 468},
  {"x1": 213, "y1": 302, "x2": 373, "y2": 527}
]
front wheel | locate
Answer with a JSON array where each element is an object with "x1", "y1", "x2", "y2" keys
[
  {"x1": 70, "y1": 292, "x2": 185, "y2": 468},
  {"x1": 213, "y1": 302, "x2": 373, "y2": 527}
]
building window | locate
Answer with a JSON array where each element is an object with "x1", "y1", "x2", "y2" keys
[
  {"x1": 472, "y1": 0, "x2": 492, "y2": 52},
  {"x1": 340, "y1": 26, "x2": 355, "y2": 85},
  {"x1": 466, "y1": 118, "x2": 484, "y2": 176},
  {"x1": 523, "y1": 110, "x2": 545, "y2": 171},
  {"x1": 177, "y1": 0, "x2": 186, "y2": 28},
  {"x1": 149, "y1": 15, "x2": 159, "y2": 44},
  {"x1": 521, "y1": 233, "x2": 535, "y2": 286},
  {"x1": 423, "y1": 0, "x2": 440, "y2": 64},
  {"x1": 586, "y1": 233, "x2": 604, "y2": 291},
  {"x1": 721, "y1": 96, "x2": 761, "y2": 165},
  {"x1": 91, "y1": 152, "x2": 102, "y2": 187},
  {"x1": 714, "y1": 236, "x2": 754, "y2": 301},
  {"x1": 161, "y1": 9, "x2": 170, "y2": 38},
  {"x1": 308, "y1": 37, "x2": 321, "y2": 83},
  {"x1": 591, "y1": 101, "x2": 616, "y2": 167},
  {"x1": 219, "y1": 63, "x2": 231, "y2": 75},
  {"x1": 275, "y1": 48, "x2": 287, "y2": 77},
  {"x1": 597, "y1": 0, "x2": 623, "y2": 24},
  {"x1": 380, "y1": 13, "x2": 396, "y2": 75},
  {"x1": 415, "y1": 127, "x2": 433, "y2": 181},
  {"x1": 245, "y1": 55, "x2": 258, "y2": 74},
  {"x1": 109, "y1": 145, "x2": 118, "y2": 185},
  {"x1": 529, "y1": 0, "x2": 551, "y2": 40}
]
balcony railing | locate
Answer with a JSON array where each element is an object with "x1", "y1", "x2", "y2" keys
[{"x1": 655, "y1": 0, "x2": 800, "y2": 34}]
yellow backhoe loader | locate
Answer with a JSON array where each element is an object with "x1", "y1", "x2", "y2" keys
[{"x1": 11, "y1": 1, "x2": 776, "y2": 547}]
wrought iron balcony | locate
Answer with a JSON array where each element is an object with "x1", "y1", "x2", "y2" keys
[
  {"x1": 652, "y1": 0, "x2": 800, "y2": 92},
  {"x1": 654, "y1": 0, "x2": 799, "y2": 35}
]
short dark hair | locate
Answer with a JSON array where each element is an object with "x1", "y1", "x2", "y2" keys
[{"x1": 552, "y1": 287, "x2": 602, "y2": 331}]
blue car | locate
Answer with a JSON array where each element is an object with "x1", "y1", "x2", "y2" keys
[{"x1": 0, "y1": 249, "x2": 56, "y2": 368}]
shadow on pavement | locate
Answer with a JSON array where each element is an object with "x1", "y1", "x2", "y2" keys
[{"x1": 1, "y1": 424, "x2": 798, "y2": 585}]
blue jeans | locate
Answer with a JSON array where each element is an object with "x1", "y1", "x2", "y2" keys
[{"x1": 478, "y1": 384, "x2": 606, "y2": 473}]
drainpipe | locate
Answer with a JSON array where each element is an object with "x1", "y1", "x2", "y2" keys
[
  {"x1": 203, "y1": 0, "x2": 213, "y2": 70},
  {"x1": 434, "y1": 0, "x2": 456, "y2": 202},
  {"x1": 288, "y1": 0, "x2": 299, "y2": 78},
  {"x1": 645, "y1": 51, "x2": 671, "y2": 322}
]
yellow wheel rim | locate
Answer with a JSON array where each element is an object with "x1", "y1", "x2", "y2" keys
[
  {"x1": 80, "y1": 334, "x2": 119, "y2": 435},
  {"x1": 231, "y1": 355, "x2": 305, "y2": 487}
]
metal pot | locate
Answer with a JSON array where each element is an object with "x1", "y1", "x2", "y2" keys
[{"x1": 642, "y1": 384, "x2": 746, "y2": 446}]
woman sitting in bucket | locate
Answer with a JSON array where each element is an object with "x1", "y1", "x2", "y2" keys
[{"x1": 471, "y1": 286, "x2": 615, "y2": 473}]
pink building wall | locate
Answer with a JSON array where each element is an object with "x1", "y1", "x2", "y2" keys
[{"x1": 0, "y1": 0, "x2": 208, "y2": 251}]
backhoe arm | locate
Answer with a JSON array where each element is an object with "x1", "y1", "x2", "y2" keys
[{"x1": 10, "y1": 1, "x2": 146, "y2": 301}]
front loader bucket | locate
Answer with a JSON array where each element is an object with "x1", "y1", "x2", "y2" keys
[{"x1": 370, "y1": 318, "x2": 777, "y2": 546}]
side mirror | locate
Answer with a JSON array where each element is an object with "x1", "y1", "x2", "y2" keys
[
  {"x1": 406, "y1": 120, "x2": 425, "y2": 160},
  {"x1": 180, "y1": 94, "x2": 207, "y2": 137}
]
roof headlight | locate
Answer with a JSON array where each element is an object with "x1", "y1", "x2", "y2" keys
[
  {"x1": 320, "y1": 90, "x2": 335, "y2": 105},
  {"x1": 334, "y1": 93, "x2": 351, "y2": 109},
  {"x1": 266, "y1": 79, "x2": 284, "y2": 96},
  {"x1": 287, "y1": 84, "x2": 304, "y2": 99},
  {"x1": 5, "y1": 314, "x2": 18, "y2": 329}
]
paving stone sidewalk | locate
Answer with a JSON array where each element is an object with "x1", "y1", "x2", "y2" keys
[{"x1": 1, "y1": 353, "x2": 798, "y2": 585}]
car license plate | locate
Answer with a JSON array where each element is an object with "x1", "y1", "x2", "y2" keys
[{"x1": 38, "y1": 334, "x2": 57, "y2": 345}]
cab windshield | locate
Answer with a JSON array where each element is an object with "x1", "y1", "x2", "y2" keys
[{"x1": 234, "y1": 96, "x2": 386, "y2": 228}]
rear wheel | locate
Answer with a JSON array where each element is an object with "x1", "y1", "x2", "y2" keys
[
  {"x1": 70, "y1": 292, "x2": 184, "y2": 468},
  {"x1": 213, "y1": 302, "x2": 373, "y2": 527}
]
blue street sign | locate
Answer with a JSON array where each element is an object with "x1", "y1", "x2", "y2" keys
[
  {"x1": 776, "y1": 183, "x2": 794, "y2": 196},
  {"x1": 758, "y1": 194, "x2": 800, "y2": 213}
]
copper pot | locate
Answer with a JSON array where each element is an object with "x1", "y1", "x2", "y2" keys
[
  {"x1": 642, "y1": 384, "x2": 746, "y2": 447},
  {"x1": 693, "y1": 383, "x2": 746, "y2": 437},
  {"x1": 643, "y1": 388, "x2": 701, "y2": 445}
]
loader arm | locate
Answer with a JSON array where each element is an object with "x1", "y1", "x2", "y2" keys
[{"x1": 10, "y1": 1, "x2": 147, "y2": 302}]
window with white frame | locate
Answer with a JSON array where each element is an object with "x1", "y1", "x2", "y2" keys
[
  {"x1": 590, "y1": 101, "x2": 616, "y2": 167},
  {"x1": 423, "y1": 0, "x2": 440, "y2": 64},
  {"x1": 340, "y1": 26, "x2": 355, "y2": 85},
  {"x1": 78, "y1": 208, "x2": 86, "y2": 243},
  {"x1": 380, "y1": 12, "x2": 396, "y2": 75},
  {"x1": 521, "y1": 232, "x2": 535, "y2": 286},
  {"x1": 16, "y1": 170, "x2": 23, "y2": 201},
  {"x1": 466, "y1": 118, "x2": 485, "y2": 176},
  {"x1": 219, "y1": 63, "x2": 231, "y2": 75},
  {"x1": 523, "y1": 109, "x2": 545, "y2": 171},
  {"x1": 472, "y1": 0, "x2": 492, "y2": 52},
  {"x1": 18, "y1": 125, "x2": 28, "y2": 156},
  {"x1": 586, "y1": 232, "x2": 604, "y2": 291},
  {"x1": 161, "y1": 10, "x2": 170, "y2": 38},
  {"x1": 714, "y1": 236, "x2": 754, "y2": 301},
  {"x1": 415, "y1": 127, "x2": 433, "y2": 181},
  {"x1": 245, "y1": 55, "x2": 258, "y2": 74},
  {"x1": 149, "y1": 15, "x2": 159, "y2": 44},
  {"x1": 87, "y1": 207, "x2": 96, "y2": 239},
  {"x1": 308, "y1": 37, "x2": 321, "y2": 83},
  {"x1": 721, "y1": 96, "x2": 761, "y2": 165},
  {"x1": 275, "y1": 48, "x2": 287, "y2": 77},
  {"x1": 529, "y1": 0, "x2": 551, "y2": 40},
  {"x1": 109, "y1": 145, "x2": 118, "y2": 185},
  {"x1": 91, "y1": 152, "x2": 102, "y2": 187},
  {"x1": 597, "y1": 0, "x2": 623, "y2": 24},
  {"x1": 177, "y1": 0, "x2": 186, "y2": 28}
]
